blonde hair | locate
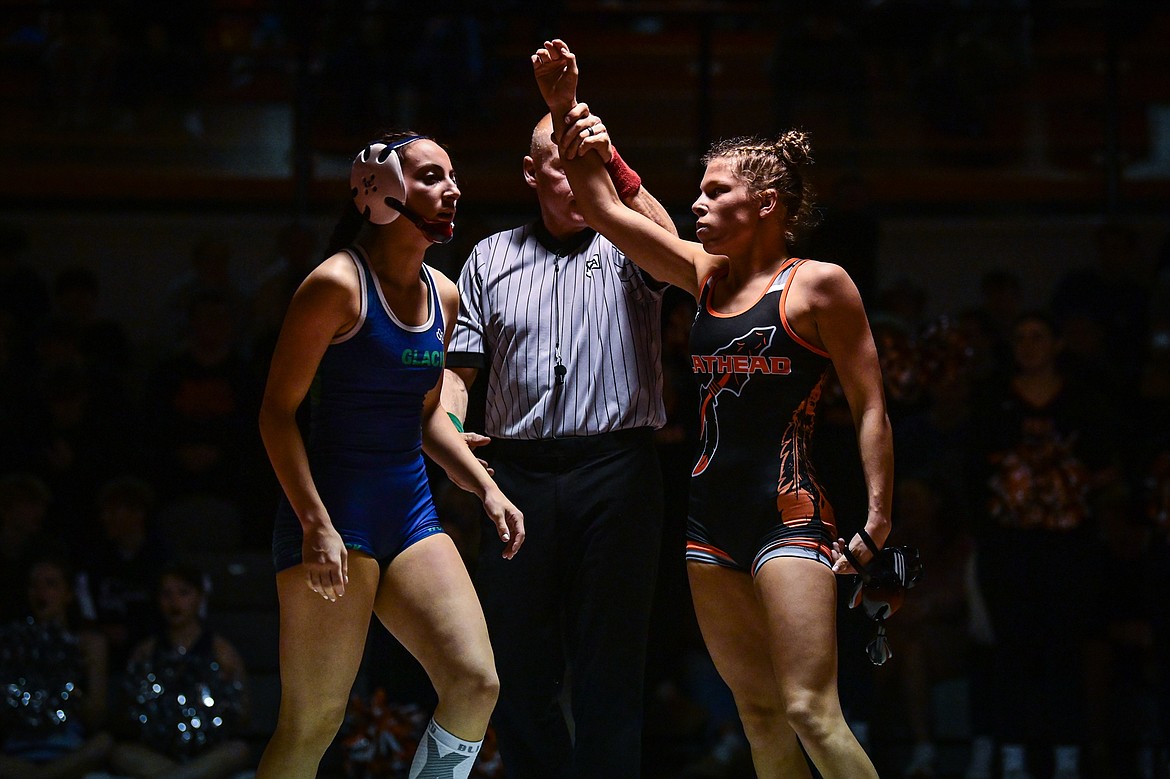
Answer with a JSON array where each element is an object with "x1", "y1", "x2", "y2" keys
[{"x1": 701, "y1": 130, "x2": 818, "y2": 246}]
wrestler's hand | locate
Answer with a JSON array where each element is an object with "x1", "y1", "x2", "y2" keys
[
  {"x1": 831, "y1": 528, "x2": 884, "y2": 574},
  {"x1": 532, "y1": 38, "x2": 578, "y2": 117},
  {"x1": 483, "y1": 486, "x2": 525, "y2": 559},
  {"x1": 830, "y1": 538, "x2": 860, "y2": 575},
  {"x1": 461, "y1": 430, "x2": 495, "y2": 476},
  {"x1": 560, "y1": 102, "x2": 612, "y2": 162},
  {"x1": 303, "y1": 523, "x2": 348, "y2": 601}
]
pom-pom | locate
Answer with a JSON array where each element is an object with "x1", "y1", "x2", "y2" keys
[
  {"x1": 0, "y1": 618, "x2": 86, "y2": 733},
  {"x1": 124, "y1": 644, "x2": 244, "y2": 761}
]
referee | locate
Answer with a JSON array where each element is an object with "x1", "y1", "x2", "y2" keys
[{"x1": 441, "y1": 111, "x2": 677, "y2": 779}]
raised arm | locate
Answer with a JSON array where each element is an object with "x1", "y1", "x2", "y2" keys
[
  {"x1": 532, "y1": 39, "x2": 718, "y2": 299},
  {"x1": 565, "y1": 109, "x2": 677, "y2": 237},
  {"x1": 625, "y1": 178, "x2": 676, "y2": 237}
]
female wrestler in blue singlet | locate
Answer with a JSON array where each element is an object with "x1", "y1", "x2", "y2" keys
[
  {"x1": 533, "y1": 41, "x2": 893, "y2": 779},
  {"x1": 256, "y1": 132, "x2": 524, "y2": 779}
]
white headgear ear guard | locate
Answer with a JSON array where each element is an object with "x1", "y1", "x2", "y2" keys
[{"x1": 350, "y1": 137, "x2": 422, "y2": 225}]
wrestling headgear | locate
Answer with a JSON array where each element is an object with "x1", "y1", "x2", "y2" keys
[
  {"x1": 350, "y1": 137, "x2": 455, "y2": 244},
  {"x1": 842, "y1": 529, "x2": 923, "y2": 665}
]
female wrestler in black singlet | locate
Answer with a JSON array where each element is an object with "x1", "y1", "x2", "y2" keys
[{"x1": 532, "y1": 40, "x2": 893, "y2": 779}]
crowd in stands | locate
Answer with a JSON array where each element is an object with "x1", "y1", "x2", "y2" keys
[
  {"x1": 6, "y1": 1, "x2": 1165, "y2": 174},
  {"x1": 1, "y1": 1, "x2": 556, "y2": 140}
]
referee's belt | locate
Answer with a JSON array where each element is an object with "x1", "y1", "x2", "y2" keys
[{"x1": 486, "y1": 427, "x2": 655, "y2": 460}]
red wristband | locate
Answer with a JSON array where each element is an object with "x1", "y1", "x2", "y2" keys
[{"x1": 604, "y1": 147, "x2": 643, "y2": 201}]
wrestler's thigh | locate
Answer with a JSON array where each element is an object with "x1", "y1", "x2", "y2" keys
[
  {"x1": 753, "y1": 556, "x2": 840, "y2": 697},
  {"x1": 273, "y1": 555, "x2": 381, "y2": 707},
  {"x1": 687, "y1": 561, "x2": 777, "y2": 699},
  {"x1": 373, "y1": 533, "x2": 494, "y2": 677}
]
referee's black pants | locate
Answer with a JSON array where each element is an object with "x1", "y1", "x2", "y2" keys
[{"x1": 476, "y1": 428, "x2": 664, "y2": 779}]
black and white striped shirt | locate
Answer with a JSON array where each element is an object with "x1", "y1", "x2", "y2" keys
[{"x1": 446, "y1": 221, "x2": 666, "y2": 440}]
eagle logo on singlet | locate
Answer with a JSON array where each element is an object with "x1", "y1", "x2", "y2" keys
[{"x1": 692, "y1": 326, "x2": 777, "y2": 476}]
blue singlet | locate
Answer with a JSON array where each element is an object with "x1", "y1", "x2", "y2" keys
[{"x1": 272, "y1": 247, "x2": 447, "y2": 571}]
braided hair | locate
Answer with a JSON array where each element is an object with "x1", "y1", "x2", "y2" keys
[{"x1": 701, "y1": 130, "x2": 818, "y2": 247}]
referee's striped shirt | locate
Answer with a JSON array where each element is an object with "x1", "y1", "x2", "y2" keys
[{"x1": 446, "y1": 221, "x2": 666, "y2": 440}]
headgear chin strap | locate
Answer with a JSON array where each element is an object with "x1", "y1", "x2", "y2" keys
[
  {"x1": 842, "y1": 529, "x2": 924, "y2": 666},
  {"x1": 385, "y1": 196, "x2": 455, "y2": 245},
  {"x1": 350, "y1": 137, "x2": 455, "y2": 245}
]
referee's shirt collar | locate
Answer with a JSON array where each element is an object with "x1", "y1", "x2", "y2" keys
[{"x1": 533, "y1": 220, "x2": 596, "y2": 257}]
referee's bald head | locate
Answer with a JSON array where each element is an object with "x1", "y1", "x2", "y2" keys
[{"x1": 530, "y1": 114, "x2": 556, "y2": 163}]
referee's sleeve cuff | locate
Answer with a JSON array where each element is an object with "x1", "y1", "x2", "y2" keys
[{"x1": 444, "y1": 351, "x2": 486, "y2": 370}]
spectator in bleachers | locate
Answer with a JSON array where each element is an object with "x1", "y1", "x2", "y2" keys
[
  {"x1": 882, "y1": 313, "x2": 999, "y2": 778},
  {"x1": 0, "y1": 311, "x2": 35, "y2": 474},
  {"x1": 1091, "y1": 323, "x2": 1170, "y2": 777},
  {"x1": 875, "y1": 475, "x2": 975, "y2": 778},
  {"x1": 161, "y1": 236, "x2": 249, "y2": 348},
  {"x1": 868, "y1": 313, "x2": 926, "y2": 423},
  {"x1": 145, "y1": 288, "x2": 255, "y2": 517},
  {"x1": 110, "y1": 562, "x2": 251, "y2": 779},
  {"x1": 1050, "y1": 222, "x2": 1152, "y2": 396},
  {"x1": 893, "y1": 314, "x2": 978, "y2": 499},
  {"x1": 50, "y1": 265, "x2": 133, "y2": 395},
  {"x1": 0, "y1": 223, "x2": 49, "y2": 369},
  {"x1": 873, "y1": 276, "x2": 930, "y2": 336},
  {"x1": 75, "y1": 475, "x2": 172, "y2": 671},
  {"x1": 24, "y1": 359, "x2": 130, "y2": 532},
  {"x1": 0, "y1": 472, "x2": 62, "y2": 625},
  {"x1": 962, "y1": 569, "x2": 998, "y2": 779},
  {"x1": 968, "y1": 310, "x2": 1122, "y2": 779},
  {"x1": 249, "y1": 221, "x2": 322, "y2": 366},
  {"x1": 0, "y1": 553, "x2": 113, "y2": 779},
  {"x1": 975, "y1": 268, "x2": 1024, "y2": 377}
]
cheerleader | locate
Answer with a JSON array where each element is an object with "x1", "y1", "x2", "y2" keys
[
  {"x1": 110, "y1": 562, "x2": 250, "y2": 779},
  {"x1": 0, "y1": 554, "x2": 113, "y2": 779}
]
